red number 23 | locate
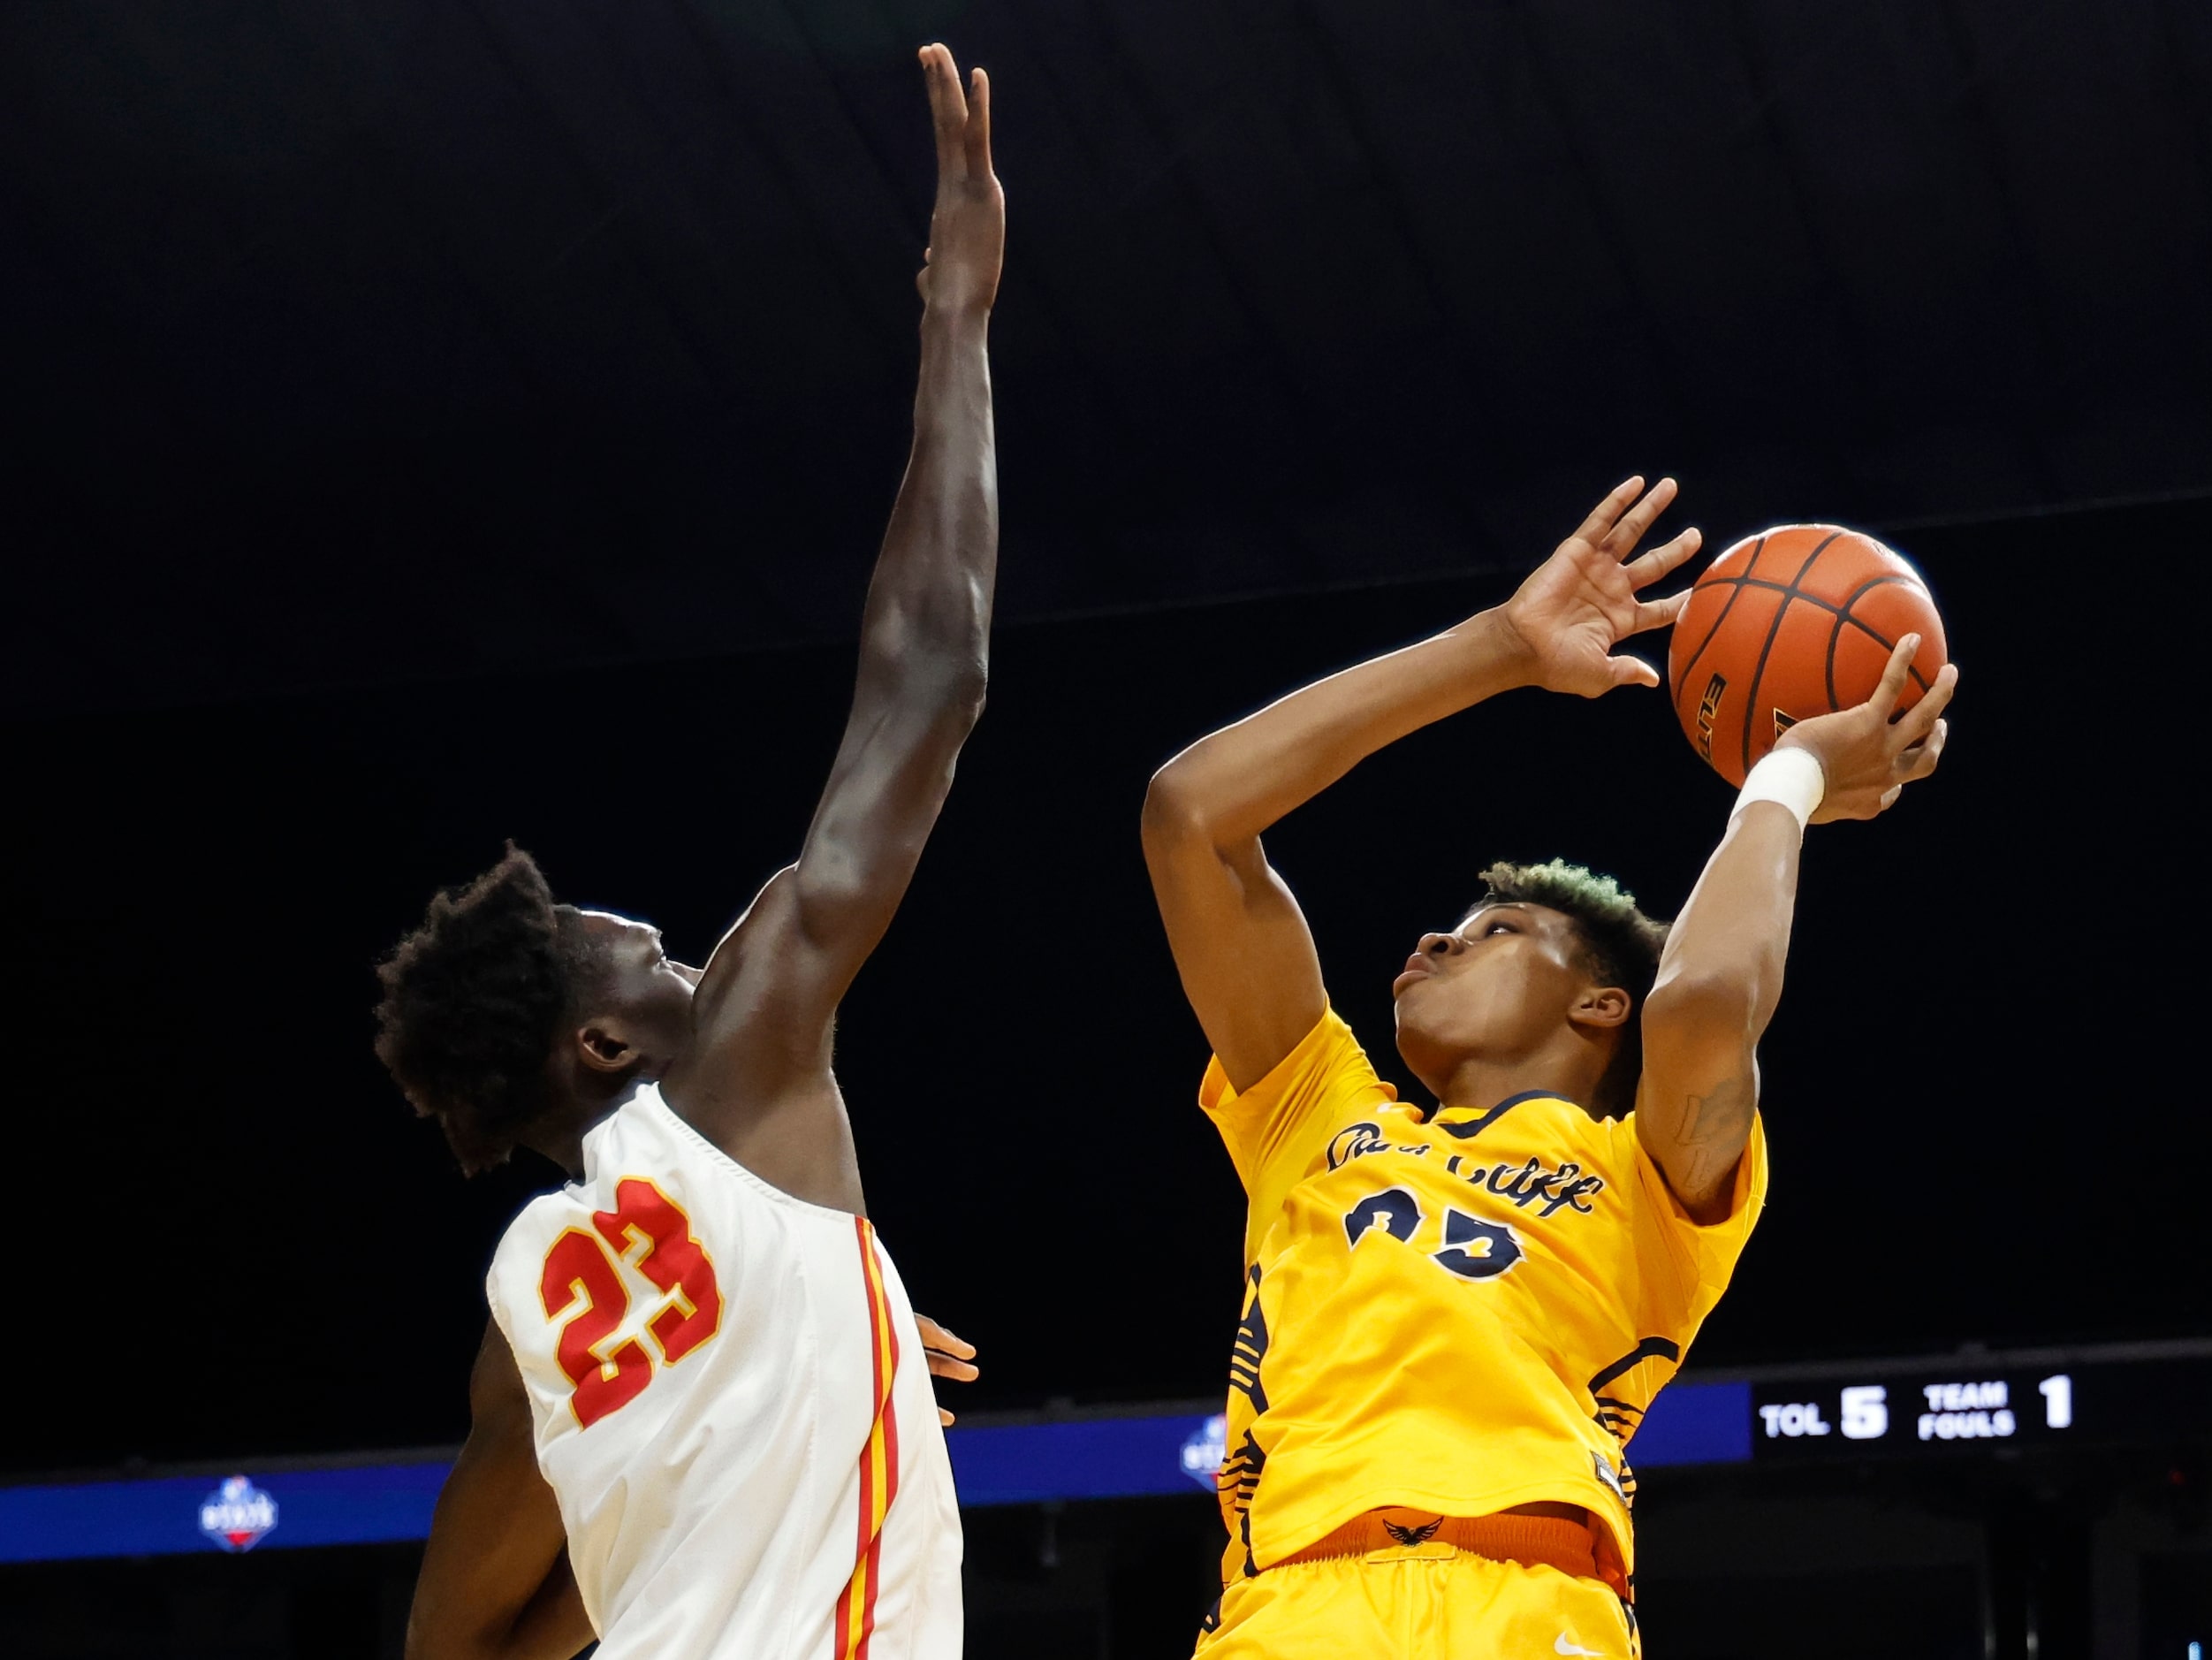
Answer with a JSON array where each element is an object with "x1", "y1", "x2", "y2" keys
[{"x1": 537, "y1": 1178, "x2": 723, "y2": 1428}]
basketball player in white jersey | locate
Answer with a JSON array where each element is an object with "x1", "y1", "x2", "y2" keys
[{"x1": 372, "y1": 46, "x2": 1002, "y2": 1660}]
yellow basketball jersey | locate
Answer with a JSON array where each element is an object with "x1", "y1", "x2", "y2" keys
[{"x1": 1202, "y1": 1009, "x2": 1766, "y2": 1584}]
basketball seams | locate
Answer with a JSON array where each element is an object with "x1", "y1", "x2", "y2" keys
[
  {"x1": 1827, "y1": 575, "x2": 1925, "y2": 707},
  {"x1": 1739, "y1": 532, "x2": 1844, "y2": 779},
  {"x1": 1824, "y1": 603, "x2": 1841, "y2": 712},
  {"x1": 1717, "y1": 577, "x2": 1845, "y2": 616},
  {"x1": 1669, "y1": 578, "x2": 1747, "y2": 704},
  {"x1": 1672, "y1": 575, "x2": 1849, "y2": 620},
  {"x1": 1838, "y1": 613, "x2": 1934, "y2": 694},
  {"x1": 1669, "y1": 534, "x2": 1767, "y2": 710},
  {"x1": 1835, "y1": 574, "x2": 1920, "y2": 613}
]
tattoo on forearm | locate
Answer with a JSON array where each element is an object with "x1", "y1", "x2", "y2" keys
[{"x1": 1678, "y1": 1077, "x2": 1754, "y2": 1193}]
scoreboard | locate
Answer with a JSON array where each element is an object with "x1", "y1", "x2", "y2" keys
[{"x1": 1747, "y1": 1349, "x2": 2212, "y2": 1462}]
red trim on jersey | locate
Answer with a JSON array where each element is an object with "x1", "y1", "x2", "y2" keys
[{"x1": 832, "y1": 1218, "x2": 901, "y2": 1660}]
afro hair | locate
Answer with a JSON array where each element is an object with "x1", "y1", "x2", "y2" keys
[{"x1": 374, "y1": 844, "x2": 602, "y2": 1173}]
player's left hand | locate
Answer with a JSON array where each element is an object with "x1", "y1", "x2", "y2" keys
[
  {"x1": 1496, "y1": 476, "x2": 1702, "y2": 698},
  {"x1": 915, "y1": 44, "x2": 1002, "y2": 316},
  {"x1": 1776, "y1": 634, "x2": 1959, "y2": 822},
  {"x1": 915, "y1": 1314, "x2": 978, "y2": 1427}
]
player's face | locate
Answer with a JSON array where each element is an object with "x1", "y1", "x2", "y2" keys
[
  {"x1": 1390, "y1": 902, "x2": 1594, "y2": 1077},
  {"x1": 575, "y1": 910, "x2": 702, "y2": 1025}
]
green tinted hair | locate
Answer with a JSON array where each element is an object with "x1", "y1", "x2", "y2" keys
[{"x1": 1470, "y1": 858, "x2": 1670, "y2": 1117}]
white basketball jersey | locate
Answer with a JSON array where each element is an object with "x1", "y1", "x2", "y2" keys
[{"x1": 485, "y1": 1084, "x2": 962, "y2": 1660}]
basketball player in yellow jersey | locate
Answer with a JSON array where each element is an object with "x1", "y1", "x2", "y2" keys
[{"x1": 1143, "y1": 476, "x2": 1959, "y2": 1657}]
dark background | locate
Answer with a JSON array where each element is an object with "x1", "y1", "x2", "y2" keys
[
  {"x1": 7, "y1": 495, "x2": 2207, "y2": 1473},
  {"x1": 6, "y1": 0, "x2": 2208, "y2": 713},
  {"x1": 3, "y1": 0, "x2": 2209, "y2": 1633}
]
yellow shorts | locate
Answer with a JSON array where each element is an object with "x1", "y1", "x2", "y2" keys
[{"x1": 1192, "y1": 1538, "x2": 1638, "y2": 1660}]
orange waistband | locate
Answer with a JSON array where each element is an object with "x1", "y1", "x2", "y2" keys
[{"x1": 1277, "y1": 1510, "x2": 1601, "y2": 1583}]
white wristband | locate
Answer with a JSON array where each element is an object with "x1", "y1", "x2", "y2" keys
[{"x1": 1733, "y1": 747, "x2": 1826, "y2": 833}]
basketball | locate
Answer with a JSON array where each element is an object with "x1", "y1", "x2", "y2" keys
[{"x1": 1667, "y1": 525, "x2": 1948, "y2": 788}]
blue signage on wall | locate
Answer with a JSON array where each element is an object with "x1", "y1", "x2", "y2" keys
[{"x1": 0, "y1": 1383, "x2": 1752, "y2": 1565}]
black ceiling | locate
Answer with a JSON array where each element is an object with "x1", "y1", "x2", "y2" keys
[{"x1": 5, "y1": 0, "x2": 2207, "y2": 712}]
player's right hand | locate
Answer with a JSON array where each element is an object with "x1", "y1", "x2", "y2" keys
[
  {"x1": 1495, "y1": 476, "x2": 1702, "y2": 698},
  {"x1": 1777, "y1": 635, "x2": 1958, "y2": 822},
  {"x1": 916, "y1": 44, "x2": 1003, "y2": 317}
]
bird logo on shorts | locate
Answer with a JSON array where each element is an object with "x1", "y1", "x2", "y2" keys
[{"x1": 1380, "y1": 1518, "x2": 1443, "y2": 1546}]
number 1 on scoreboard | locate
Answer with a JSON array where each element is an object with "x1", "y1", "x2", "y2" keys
[{"x1": 2037, "y1": 1374, "x2": 2072, "y2": 1429}]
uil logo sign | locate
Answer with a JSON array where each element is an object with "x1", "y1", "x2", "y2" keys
[
  {"x1": 1179, "y1": 1414, "x2": 1228, "y2": 1493},
  {"x1": 199, "y1": 1474, "x2": 278, "y2": 1552}
]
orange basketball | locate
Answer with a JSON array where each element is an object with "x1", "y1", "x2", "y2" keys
[{"x1": 1667, "y1": 525, "x2": 1948, "y2": 788}]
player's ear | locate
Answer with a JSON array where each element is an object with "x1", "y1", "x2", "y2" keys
[
  {"x1": 574, "y1": 1019, "x2": 642, "y2": 1074},
  {"x1": 1567, "y1": 986, "x2": 1632, "y2": 1032}
]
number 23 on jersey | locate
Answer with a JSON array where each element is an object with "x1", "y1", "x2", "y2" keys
[{"x1": 538, "y1": 1178, "x2": 724, "y2": 1428}]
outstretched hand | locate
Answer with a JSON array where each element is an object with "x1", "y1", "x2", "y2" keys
[
  {"x1": 1497, "y1": 476, "x2": 1702, "y2": 698},
  {"x1": 915, "y1": 1314, "x2": 978, "y2": 1427},
  {"x1": 1777, "y1": 636, "x2": 1958, "y2": 822},
  {"x1": 916, "y1": 44, "x2": 1003, "y2": 316}
]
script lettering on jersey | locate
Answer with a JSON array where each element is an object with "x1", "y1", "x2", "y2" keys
[
  {"x1": 1327, "y1": 1123, "x2": 1606, "y2": 1219},
  {"x1": 1470, "y1": 1156, "x2": 1605, "y2": 1218},
  {"x1": 1327, "y1": 1123, "x2": 1392, "y2": 1169},
  {"x1": 1326, "y1": 1122, "x2": 1442, "y2": 1169},
  {"x1": 538, "y1": 1177, "x2": 725, "y2": 1429}
]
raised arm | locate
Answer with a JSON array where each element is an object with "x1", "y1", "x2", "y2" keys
[
  {"x1": 669, "y1": 45, "x2": 1001, "y2": 1155},
  {"x1": 1144, "y1": 477, "x2": 1696, "y2": 1090},
  {"x1": 1638, "y1": 637, "x2": 1957, "y2": 1221},
  {"x1": 406, "y1": 1323, "x2": 593, "y2": 1660}
]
